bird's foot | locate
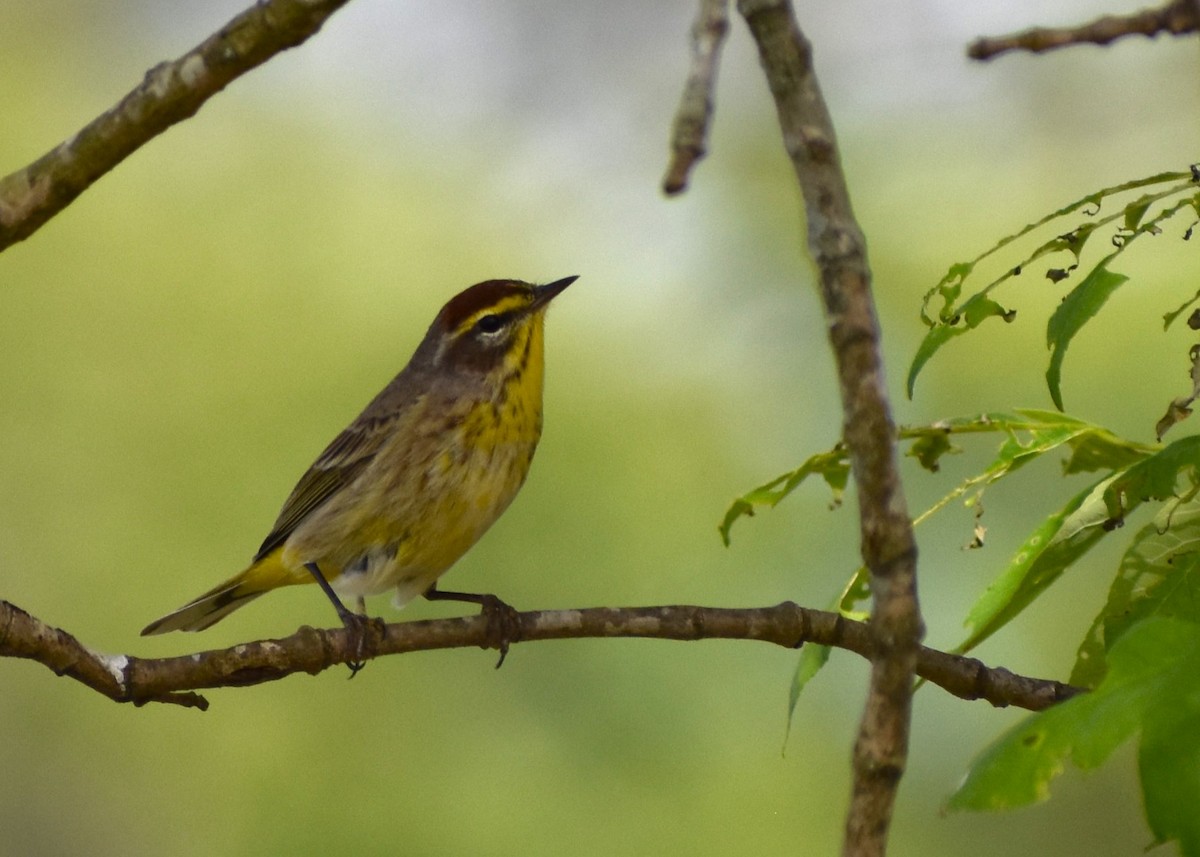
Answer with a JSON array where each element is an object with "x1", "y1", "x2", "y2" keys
[
  {"x1": 478, "y1": 594, "x2": 522, "y2": 669},
  {"x1": 337, "y1": 609, "x2": 376, "y2": 677}
]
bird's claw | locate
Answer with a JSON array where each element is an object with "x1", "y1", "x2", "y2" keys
[
  {"x1": 478, "y1": 595, "x2": 522, "y2": 669},
  {"x1": 337, "y1": 610, "x2": 380, "y2": 678}
]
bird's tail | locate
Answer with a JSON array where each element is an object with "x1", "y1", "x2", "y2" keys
[{"x1": 141, "y1": 550, "x2": 300, "y2": 635}]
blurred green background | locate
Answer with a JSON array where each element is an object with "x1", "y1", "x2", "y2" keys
[{"x1": 1, "y1": 1, "x2": 1196, "y2": 854}]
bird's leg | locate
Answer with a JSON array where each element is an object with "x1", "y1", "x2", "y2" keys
[
  {"x1": 423, "y1": 584, "x2": 522, "y2": 668},
  {"x1": 305, "y1": 562, "x2": 371, "y2": 676}
]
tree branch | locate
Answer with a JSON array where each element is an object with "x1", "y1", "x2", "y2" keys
[
  {"x1": 967, "y1": 0, "x2": 1197, "y2": 61},
  {"x1": 0, "y1": 599, "x2": 1079, "y2": 713},
  {"x1": 662, "y1": 0, "x2": 730, "y2": 195},
  {"x1": 735, "y1": 2, "x2": 921, "y2": 855},
  {"x1": 0, "y1": 0, "x2": 353, "y2": 253}
]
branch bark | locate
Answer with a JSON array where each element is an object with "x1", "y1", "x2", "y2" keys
[
  {"x1": 0, "y1": 0, "x2": 353, "y2": 253},
  {"x1": 736, "y1": 2, "x2": 921, "y2": 855},
  {"x1": 968, "y1": 0, "x2": 1197, "y2": 61},
  {"x1": 662, "y1": 0, "x2": 730, "y2": 195},
  {"x1": 1, "y1": 599, "x2": 1079, "y2": 713}
]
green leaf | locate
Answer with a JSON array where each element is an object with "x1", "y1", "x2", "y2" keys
[
  {"x1": 1062, "y1": 427, "x2": 1154, "y2": 474},
  {"x1": 1045, "y1": 263, "x2": 1128, "y2": 410},
  {"x1": 911, "y1": 170, "x2": 1194, "y2": 398},
  {"x1": 1140, "y1": 703, "x2": 1200, "y2": 855},
  {"x1": 719, "y1": 448, "x2": 849, "y2": 545},
  {"x1": 1072, "y1": 496, "x2": 1200, "y2": 687},
  {"x1": 908, "y1": 325, "x2": 969, "y2": 399},
  {"x1": 987, "y1": 410, "x2": 1095, "y2": 475},
  {"x1": 905, "y1": 411, "x2": 1150, "y2": 538},
  {"x1": 956, "y1": 476, "x2": 1118, "y2": 654},
  {"x1": 960, "y1": 434, "x2": 1195, "y2": 653},
  {"x1": 921, "y1": 262, "x2": 972, "y2": 325},
  {"x1": 907, "y1": 297, "x2": 1014, "y2": 398},
  {"x1": 1156, "y1": 344, "x2": 1200, "y2": 440},
  {"x1": 786, "y1": 644, "x2": 830, "y2": 732},
  {"x1": 920, "y1": 175, "x2": 1170, "y2": 331},
  {"x1": 1123, "y1": 195, "x2": 1154, "y2": 231},
  {"x1": 1101, "y1": 434, "x2": 1200, "y2": 522},
  {"x1": 1163, "y1": 287, "x2": 1200, "y2": 329},
  {"x1": 961, "y1": 294, "x2": 1016, "y2": 327},
  {"x1": 785, "y1": 569, "x2": 870, "y2": 744},
  {"x1": 907, "y1": 430, "x2": 955, "y2": 472},
  {"x1": 836, "y1": 565, "x2": 871, "y2": 617},
  {"x1": 1055, "y1": 221, "x2": 1099, "y2": 263},
  {"x1": 921, "y1": 412, "x2": 1133, "y2": 508},
  {"x1": 730, "y1": 411, "x2": 1124, "y2": 550},
  {"x1": 949, "y1": 618, "x2": 1200, "y2": 828}
]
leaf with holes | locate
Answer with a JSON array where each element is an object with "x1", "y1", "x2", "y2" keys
[
  {"x1": 719, "y1": 449, "x2": 849, "y2": 546},
  {"x1": 956, "y1": 475, "x2": 1118, "y2": 655},
  {"x1": 1072, "y1": 498, "x2": 1200, "y2": 687}
]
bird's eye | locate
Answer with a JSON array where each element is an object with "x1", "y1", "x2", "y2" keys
[{"x1": 475, "y1": 314, "x2": 505, "y2": 335}]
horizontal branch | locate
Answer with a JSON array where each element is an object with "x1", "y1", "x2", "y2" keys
[
  {"x1": 968, "y1": 0, "x2": 1197, "y2": 61},
  {"x1": 0, "y1": 0, "x2": 352, "y2": 252},
  {"x1": 0, "y1": 599, "x2": 1081, "y2": 712}
]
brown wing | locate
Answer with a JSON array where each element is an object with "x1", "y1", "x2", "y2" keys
[{"x1": 252, "y1": 395, "x2": 413, "y2": 563}]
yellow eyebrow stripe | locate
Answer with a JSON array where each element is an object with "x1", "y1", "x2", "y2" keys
[{"x1": 449, "y1": 294, "x2": 531, "y2": 336}]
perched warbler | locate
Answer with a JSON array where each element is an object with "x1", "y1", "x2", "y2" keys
[{"x1": 141, "y1": 276, "x2": 576, "y2": 647}]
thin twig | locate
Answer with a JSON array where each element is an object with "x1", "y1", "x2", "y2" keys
[
  {"x1": 0, "y1": 599, "x2": 1078, "y2": 712},
  {"x1": 0, "y1": 0, "x2": 353, "y2": 252},
  {"x1": 968, "y1": 0, "x2": 1197, "y2": 61},
  {"x1": 662, "y1": 0, "x2": 730, "y2": 195},
  {"x1": 735, "y1": 2, "x2": 921, "y2": 855}
]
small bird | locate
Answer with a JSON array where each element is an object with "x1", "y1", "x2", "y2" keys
[{"x1": 141, "y1": 276, "x2": 576, "y2": 658}]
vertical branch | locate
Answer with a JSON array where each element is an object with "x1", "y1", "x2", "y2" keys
[
  {"x1": 735, "y1": 2, "x2": 922, "y2": 855},
  {"x1": 662, "y1": 0, "x2": 730, "y2": 194}
]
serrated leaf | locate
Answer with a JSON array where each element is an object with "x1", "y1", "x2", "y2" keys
[
  {"x1": 1045, "y1": 263, "x2": 1128, "y2": 410},
  {"x1": 1073, "y1": 498, "x2": 1200, "y2": 687},
  {"x1": 948, "y1": 618, "x2": 1200, "y2": 825}
]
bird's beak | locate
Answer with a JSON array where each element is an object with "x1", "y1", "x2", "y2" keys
[{"x1": 530, "y1": 275, "x2": 578, "y2": 310}]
